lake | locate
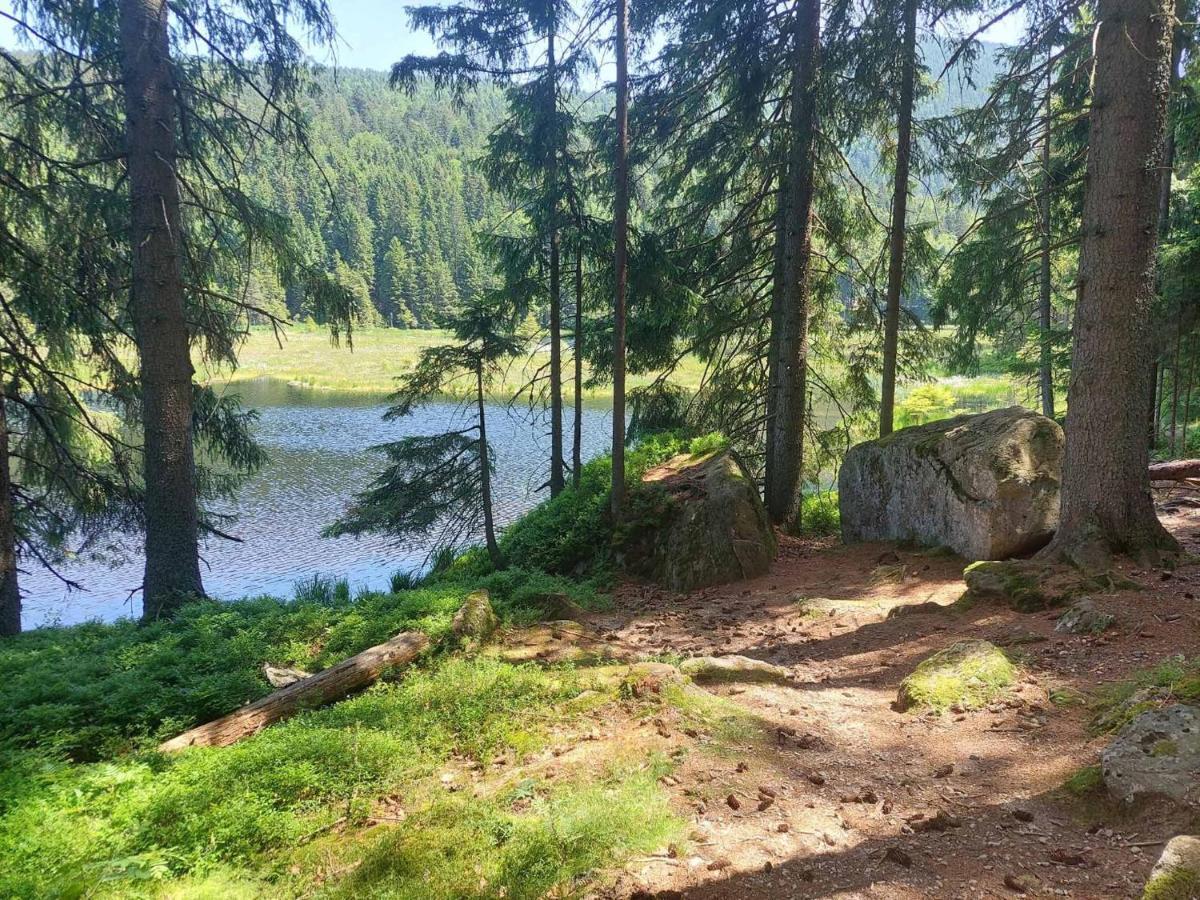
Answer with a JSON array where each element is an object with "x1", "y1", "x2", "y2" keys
[{"x1": 20, "y1": 379, "x2": 615, "y2": 628}]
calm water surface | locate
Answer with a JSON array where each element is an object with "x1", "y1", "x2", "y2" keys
[{"x1": 21, "y1": 380, "x2": 613, "y2": 628}]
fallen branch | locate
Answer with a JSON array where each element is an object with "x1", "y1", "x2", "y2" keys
[
  {"x1": 158, "y1": 630, "x2": 429, "y2": 752},
  {"x1": 1149, "y1": 459, "x2": 1200, "y2": 481}
]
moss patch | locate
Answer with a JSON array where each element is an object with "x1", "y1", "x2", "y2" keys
[
  {"x1": 1143, "y1": 868, "x2": 1200, "y2": 900},
  {"x1": 896, "y1": 640, "x2": 1017, "y2": 712},
  {"x1": 1063, "y1": 764, "x2": 1104, "y2": 796},
  {"x1": 1091, "y1": 657, "x2": 1200, "y2": 734}
]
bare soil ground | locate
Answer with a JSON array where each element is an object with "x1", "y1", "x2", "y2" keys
[{"x1": 580, "y1": 496, "x2": 1200, "y2": 899}]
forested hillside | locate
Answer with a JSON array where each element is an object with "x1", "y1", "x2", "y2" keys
[
  {"x1": 247, "y1": 72, "x2": 510, "y2": 326},
  {"x1": 253, "y1": 46, "x2": 1001, "y2": 329}
]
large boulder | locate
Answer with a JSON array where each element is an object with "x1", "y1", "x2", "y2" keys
[
  {"x1": 619, "y1": 450, "x2": 775, "y2": 592},
  {"x1": 1102, "y1": 705, "x2": 1200, "y2": 807},
  {"x1": 839, "y1": 406, "x2": 1062, "y2": 560}
]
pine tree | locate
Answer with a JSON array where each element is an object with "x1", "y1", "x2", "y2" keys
[
  {"x1": 1043, "y1": 0, "x2": 1179, "y2": 566},
  {"x1": 327, "y1": 295, "x2": 522, "y2": 568}
]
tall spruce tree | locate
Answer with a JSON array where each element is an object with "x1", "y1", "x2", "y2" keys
[
  {"x1": 1043, "y1": 0, "x2": 1179, "y2": 566},
  {"x1": 394, "y1": 0, "x2": 582, "y2": 499}
]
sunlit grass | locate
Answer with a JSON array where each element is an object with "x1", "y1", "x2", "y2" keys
[{"x1": 200, "y1": 325, "x2": 709, "y2": 398}]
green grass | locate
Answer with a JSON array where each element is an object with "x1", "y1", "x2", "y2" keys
[
  {"x1": 1090, "y1": 656, "x2": 1200, "y2": 734},
  {"x1": 315, "y1": 762, "x2": 681, "y2": 900},
  {"x1": 897, "y1": 640, "x2": 1018, "y2": 712},
  {"x1": 200, "y1": 326, "x2": 710, "y2": 398},
  {"x1": 0, "y1": 568, "x2": 599, "y2": 760},
  {"x1": 1062, "y1": 764, "x2": 1104, "y2": 797},
  {"x1": 0, "y1": 654, "x2": 660, "y2": 897}
]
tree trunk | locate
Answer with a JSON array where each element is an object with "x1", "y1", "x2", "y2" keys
[
  {"x1": 573, "y1": 243, "x2": 584, "y2": 489},
  {"x1": 159, "y1": 630, "x2": 429, "y2": 751},
  {"x1": 611, "y1": 0, "x2": 629, "y2": 522},
  {"x1": 1042, "y1": 0, "x2": 1178, "y2": 568},
  {"x1": 0, "y1": 382, "x2": 19, "y2": 637},
  {"x1": 547, "y1": 30, "x2": 565, "y2": 497},
  {"x1": 765, "y1": 0, "x2": 820, "y2": 529},
  {"x1": 1038, "y1": 60, "x2": 1055, "y2": 418},
  {"x1": 1170, "y1": 324, "x2": 1181, "y2": 455},
  {"x1": 878, "y1": 0, "x2": 918, "y2": 437},
  {"x1": 476, "y1": 363, "x2": 503, "y2": 568},
  {"x1": 118, "y1": 0, "x2": 204, "y2": 619},
  {"x1": 1184, "y1": 333, "x2": 1196, "y2": 452}
]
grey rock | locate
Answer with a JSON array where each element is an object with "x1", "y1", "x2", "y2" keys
[
  {"x1": 1144, "y1": 836, "x2": 1200, "y2": 898},
  {"x1": 620, "y1": 450, "x2": 775, "y2": 592},
  {"x1": 680, "y1": 655, "x2": 792, "y2": 684},
  {"x1": 838, "y1": 406, "x2": 1062, "y2": 561},
  {"x1": 1056, "y1": 598, "x2": 1116, "y2": 635},
  {"x1": 1102, "y1": 705, "x2": 1200, "y2": 806}
]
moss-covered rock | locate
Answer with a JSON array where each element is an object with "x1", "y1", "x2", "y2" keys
[
  {"x1": 1144, "y1": 836, "x2": 1200, "y2": 899},
  {"x1": 896, "y1": 640, "x2": 1017, "y2": 712},
  {"x1": 451, "y1": 590, "x2": 499, "y2": 642},
  {"x1": 1102, "y1": 705, "x2": 1200, "y2": 806},
  {"x1": 959, "y1": 559, "x2": 1134, "y2": 612},
  {"x1": 618, "y1": 450, "x2": 775, "y2": 592},
  {"x1": 679, "y1": 655, "x2": 792, "y2": 684},
  {"x1": 839, "y1": 406, "x2": 1062, "y2": 561}
]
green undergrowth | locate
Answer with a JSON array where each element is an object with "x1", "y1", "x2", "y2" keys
[
  {"x1": 0, "y1": 568, "x2": 600, "y2": 760},
  {"x1": 498, "y1": 430, "x2": 728, "y2": 576},
  {"x1": 1090, "y1": 655, "x2": 1200, "y2": 734},
  {"x1": 0, "y1": 654, "x2": 686, "y2": 898}
]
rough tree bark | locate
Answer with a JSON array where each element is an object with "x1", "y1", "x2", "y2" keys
[
  {"x1": 878, "y1": 0, "x2": 917, "y2": 437},
  {"x1": 765, "y1": 0, "x2": 820, "y2": 529},
  {"x1": 159, "y1": 630, "x2": 429, "y2": 751},
  {"x1": 1038, "y1": 60, "x2": 1055, "y2": 419},
  {"x1": 547, "y1": 29, "x2": 565, "y2": 497},
  {"x1": 476, "y1": 363, "x2": 503, "y2": 568},
  {"x1": 0, "y1": 382, "x2": 19, "y2": 637},
  {"x1": 118, "y1": 0, "x2": 204, "y2": 619},
  {"x1": 611, "y1": 0, "x2": 629, "y2": 521},
  {"x1": 1041, "y1": 0, "x2": 1178, "y2": 568},
  {"x1": 573, "y1": 244, "x2": 583, "y2": 489}
]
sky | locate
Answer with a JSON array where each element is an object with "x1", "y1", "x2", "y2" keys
[{"x1": 1, "y1": 0, "x2": 1025, "y2": 73}]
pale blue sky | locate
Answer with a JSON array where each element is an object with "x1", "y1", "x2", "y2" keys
[{"x1": 1, "y1": 0, "x2": 1022, "y2": 73}]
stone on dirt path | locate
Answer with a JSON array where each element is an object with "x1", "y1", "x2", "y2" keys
[
  {"x1": 895, "y1": 640, "x2": 1017, "y2": 713},
  {"x1": 1102, "y1": 705, "x2": 1200, "y2": 807},
  {"x1": 679, "y1": 655, "x2": 792, "y2": 685},
  {"x1": 838, "y1": 406, "x2": 1062, "y2": 560}
]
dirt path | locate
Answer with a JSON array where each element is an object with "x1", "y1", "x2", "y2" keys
[{"x1": 592, "y1": 499, "x2": 1200, "y2": 899}]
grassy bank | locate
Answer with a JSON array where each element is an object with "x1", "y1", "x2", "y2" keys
[
  {"x1": 0, "y1": 435, "x2": 728, "y2": 898},
  {"x1": 0, "y1": 563, "x2": 692, "y2": 898},
  {"x1": 201, "y1": 326, "x2": 709, "y2": 397}
]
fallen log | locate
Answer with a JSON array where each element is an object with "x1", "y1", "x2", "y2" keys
[
  {"x1": 158, "y1": 630, "x2": 429, "y2": 752},
  {"x1": 1149, "y1": 459, "x2": 1200, "y2": 481}
]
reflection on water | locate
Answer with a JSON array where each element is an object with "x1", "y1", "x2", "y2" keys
[{"x1": 21, "y1": 380, "x2": 614, "y2": 628}]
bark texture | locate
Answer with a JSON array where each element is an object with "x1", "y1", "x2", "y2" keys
[
  {"x1": 1038, "y1": 64, "x2": 1055, "y2": 418},
  {"x1": 1043, "y1": 0, "x2": 1177, "y2": 567},
  {"x1": 573, "y1": 244, "x2": 583, "y2": 488},
  {"x1": 765, "y1": 0, "x2": 820, "y2": 529},
  {"x1": 878, "y1": 0, "x2": 917, "y2": 437},
  {"x1": 159, "y1": 630, "x2": 429, "y2": 751},
  {"x1": 611, "y1": 0, "x2": 629, "y2": 521},
  {"x1": 547, "y1": 30, "x2": 565, "y2": 497},
  {"x1": 118, "y1": 0, "x2": 204, "y2": 618},
  {"x1": 476, "y1": 364, "x2": 503, "y2": 568},
  {"x1": 0, "y1": 388, "x2": 19, "y2": 637}
]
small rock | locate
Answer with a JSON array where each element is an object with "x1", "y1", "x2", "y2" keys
[
  {"x1": 1102, "y1": 704, "x2": 1200, "y2": 806},
  {"x1": 1003, "y1": 873, "x2": 1037, "y2": 893},
  {"x1": 1055, "y1": 598, "x2": 1116, "y2": 635},
  {"x1": 1144, "y1": 835, "x2": 1200, "y2": 897}
]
